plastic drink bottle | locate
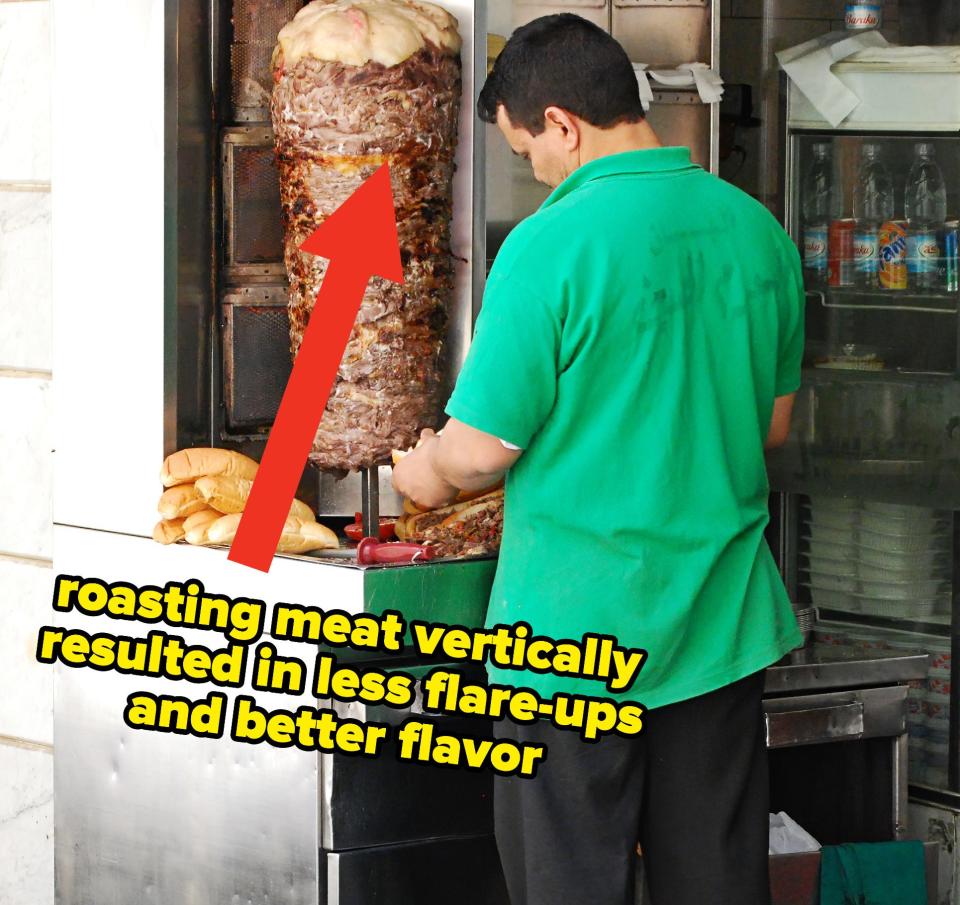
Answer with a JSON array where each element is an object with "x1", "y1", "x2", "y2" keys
[
  {"x1": 852, "y1": 143, "x2": 894, "y2": 289},
  {"x1": 904, "y1": 142, "x2": 947, "y2": 290},
  {"x1": 801, "y1": 142, "x2": 837, "y2": 285}
]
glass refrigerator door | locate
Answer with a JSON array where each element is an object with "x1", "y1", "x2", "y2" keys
[
  {"x1": 772, "y1": 128, "x2": 960, "y2": 794},
  {"x1": 720, "y1": 1, "x2": 960, "y2": 796}
]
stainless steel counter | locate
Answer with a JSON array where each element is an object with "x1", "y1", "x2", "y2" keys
[
  {"x1": 761, "y1": 646, "x2": 929, "y2": 842},
  {"x1": 764, "y1": 647, "x2": 930, "y2": 695}
]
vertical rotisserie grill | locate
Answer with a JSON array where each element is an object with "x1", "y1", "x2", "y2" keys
[{"x1": 271, "y1": 0, "x2": 462, "y2": 473}]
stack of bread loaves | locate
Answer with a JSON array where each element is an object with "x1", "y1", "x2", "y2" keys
[{"x1": 153, "y1": 447, "x2": 338, "y2": 554}]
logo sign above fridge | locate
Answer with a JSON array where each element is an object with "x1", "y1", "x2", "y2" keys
[{"x1": 845, "y1": 3, "x2": 883, "y2": 31}]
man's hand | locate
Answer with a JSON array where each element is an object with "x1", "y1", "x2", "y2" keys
[{"x1": 391, "y1": 429, "x2": 460, "y2": 509}]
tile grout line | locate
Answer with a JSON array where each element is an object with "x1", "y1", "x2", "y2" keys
[
  {"x1": 0, "y1": 734, "x2": 53, "y2": 754},
  {"x1": 0, "y1": 367, "x2": 53, "y2": 379},
  {"x1": 0, "y1": 550, "x2": 52, "y2": 567},
  {"x1": 0, "y1": 180, "x2": 51, "y2": 192}
]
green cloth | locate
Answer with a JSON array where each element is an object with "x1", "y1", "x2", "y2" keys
[
  {"x1": 820, "y1": 841, "x2": 927, "y2": 905},
  {"x1": 445, "y1": 146, "x2": 804, "y2": 708}
]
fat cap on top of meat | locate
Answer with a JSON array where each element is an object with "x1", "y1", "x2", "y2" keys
[{"x1": 275, "y1": 0, "x2": 461, "y2": 69}]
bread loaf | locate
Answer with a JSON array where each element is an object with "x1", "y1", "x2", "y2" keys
[
  {"x1": 158, "y1": 483, "x2": 206, "y2": 519},
  {"x1": 206, "y1": 513, "x2": 242, "y2": 545},
  {"x1": 279, "y1": 517, "x2": 339, "y2": 553},
  {"x1": 207, "y1": 513, "x2": 338, "y2": 553},
  {"x1": 153, "y1": 518, "x2": 186, "y2": 545},
  {"x1": 183, "y1": 508, "x2": 222, "y2": 545},
  {"x1": 194, "y1": 474, "x2": 315, "y2": 522},
  {"x1": 160, "y1": 448, "x2": 259, "y2": 488}
]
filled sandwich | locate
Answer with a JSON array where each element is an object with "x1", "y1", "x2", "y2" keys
[{"x1": 392, "y1": 447, "x2": 504, "y2": 558}]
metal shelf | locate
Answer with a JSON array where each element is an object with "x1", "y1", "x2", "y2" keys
[
  {"x1": 806, "y1": 288, "x2": 959, "y2": 315},
  {"x1": 817, "y1": 608, "x2": 953, "y2": 638}
]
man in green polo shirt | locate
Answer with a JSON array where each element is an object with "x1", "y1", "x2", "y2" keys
[{"x1": 392, "y1": 13, "x2": 804, "y2": 905}]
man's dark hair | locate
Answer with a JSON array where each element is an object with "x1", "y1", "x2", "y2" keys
[{"x1": 478, "y1": 14, "x2": 645, "y2": 135}]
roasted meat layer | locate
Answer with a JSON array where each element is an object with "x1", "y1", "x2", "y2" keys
[{"x1": 271, "y1": 45, "x2": 461, "y2": 472}]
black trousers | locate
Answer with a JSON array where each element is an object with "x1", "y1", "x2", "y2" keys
[{"x1": 492, "y1": 670, "x2": 771, "y2": 905}]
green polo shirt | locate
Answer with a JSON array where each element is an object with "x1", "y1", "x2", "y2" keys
[{"x1": 446, "y1": 146, "x2": 804, "y2": 709}]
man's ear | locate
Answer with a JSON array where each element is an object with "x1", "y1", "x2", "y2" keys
[{"x1": 543, "y1": 106, "x2": 580, "y2": 150}]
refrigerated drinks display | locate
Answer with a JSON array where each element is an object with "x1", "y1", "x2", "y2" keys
[{"x1": 767, "y1": 76, "x2": 960, "y2": 796}]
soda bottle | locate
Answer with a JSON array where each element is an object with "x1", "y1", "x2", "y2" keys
[
  {"x1": 904, "y1": 142, "x2": 947, "y2": 290},
  {"x1": 801, "y1": 142, "x2": 837, "y2": 285},
  {"x1": 852, "y1": 143, "x2": 893, "y2": 289}
]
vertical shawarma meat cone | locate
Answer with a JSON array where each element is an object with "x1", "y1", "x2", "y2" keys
[{"x1": 271, "y1": 0, "x2": 462, "y2": 473}]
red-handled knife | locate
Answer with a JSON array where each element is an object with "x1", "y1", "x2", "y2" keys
[{"x1": 356, "y1": 537, "x2": 436, "y2": 565}]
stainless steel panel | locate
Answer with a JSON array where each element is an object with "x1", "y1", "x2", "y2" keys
[
  {"x1": 612, "y1": 5, "x2": 711, "y2": 67},
  {"x1": 511, "y1": 0, "x2": 607, "y2": 31},
  {"x1": 765, "y1": 701, "x2": 865, "y2": 748},
  {"x1": 54, "y1": 533, "x2": 325, "y2": 905},
  {"x1": 53, "y1": 530, "x2": 496, "y2": 905},
  {"x1": 763, "y1": 685, "x2": 908, "y2": 745},
  {"x1": 165, "y1": 0, "x2": 215, "y2": 453},
  {"x1": 893, "y1": 731, "x2": 908, "y2": 838},
  {"x1": 56, "y1": 665, "x2": 319, "y2": 905},
  {"x1": 613, "y1": 0, "x2": 718, "y2": 171},
  {"x1": 645, "y1": 93, "x2": 712, "y2": 171},
  {"x1": 764, "y1": 649, "x2": 930, "y2": 695},
  {"x1": 324, "y1": 835, "x2": 509, "y2": 905},
  {"x1": 321, "y1": 665, "x2": 494, "y2": 850},
  {"x1": 317, "y1": 466, "x2": 405, "y2": 518}
]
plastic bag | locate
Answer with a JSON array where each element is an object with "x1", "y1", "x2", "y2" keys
[{"x1": 769, "y1": 811, "x2": 821, "y2": 855}]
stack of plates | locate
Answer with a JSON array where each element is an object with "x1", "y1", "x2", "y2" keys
[
  {"x1": 802, "y1": 498, "x2": 952, "y2": 619},
  {"x1": 804, "y1": 497, "x2": 860, "y2": 613}
]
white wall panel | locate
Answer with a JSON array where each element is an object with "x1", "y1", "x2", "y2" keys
[{"x1": 51, "y1": 0, "x2": 164, "y2": 537}]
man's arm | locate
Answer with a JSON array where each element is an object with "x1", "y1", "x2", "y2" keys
[
  {"x1": 430, "y1": 418, "x2": 521, "y2": 488},
  {"x1": 765, "y1": 393, "x2": 795, "y2": 450},
  {"x1": 391, "y1": 418, "x2": 521, "y2": 509}
]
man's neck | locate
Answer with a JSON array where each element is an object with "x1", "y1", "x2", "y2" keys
[{"x1": 579, "y1": 119, "x2": 662, "y2": 166}]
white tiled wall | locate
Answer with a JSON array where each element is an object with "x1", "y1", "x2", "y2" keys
[
  {"x1": 0, "y1": 190, "x2": 52, "y2": 370},
  {"x1": 0, "y1": 377, "x2": 53, "y2": 558},
  {"x1": 0, "y1": 1, "x2": 51, "y2": 182},
  {"x1": 0, "y1": 1, "x2": 54, "y2": 904},
  {"x1": 0, "y1": 744, "x2": 54, "y2": 905},
  {"x1": 0, "y1": 559, "x2": 54, "y2": 745}
]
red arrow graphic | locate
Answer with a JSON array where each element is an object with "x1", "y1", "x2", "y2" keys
[{"x1": 228, "y1": 164, "x2": 403, "y2": 572}]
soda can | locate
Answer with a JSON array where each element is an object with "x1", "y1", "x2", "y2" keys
[
  {"x1": 803, "y1": 224, "x2": 828, "y2": 277},
  {"x1": 828, "y1": 219, "x2": 855, "y2": 287},
  {"x1": 907, "y1": 229, "x2": 940, "y2": 289},
  {"x1": 853, "y1": 224, "x2": 879, "y2": 287},
  {"x1": 845, "y1": 3, "x2": 881, "y2": 29},
  {"x1": 879, "y1": 220, "x2": 908, "y2": 290},
  {"x1": 940, "y1": 220, "x2": 958, "y2": 292}
]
